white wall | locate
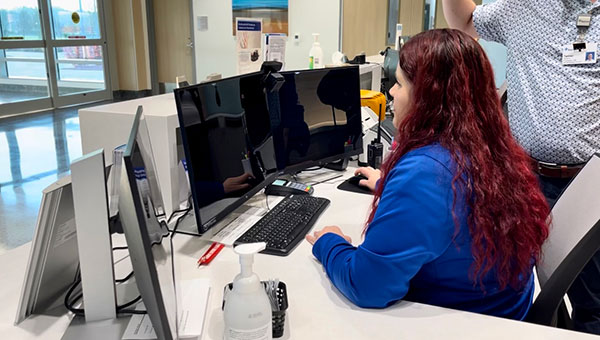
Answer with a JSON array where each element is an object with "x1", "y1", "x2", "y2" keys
[
  {"x1": 192, "y1": 0, "x2": 341, "y2": 81},
  {"x1": 480, "y1": 0, "x2": 507, "y2": 88}
]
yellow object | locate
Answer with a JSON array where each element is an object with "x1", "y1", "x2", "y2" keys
[
  {"x1": 360, "y1": 89, "x2": 386, "y2": 121},
  {"x1": 72, "y1": 12, "x2": 80, "y2": 24}
]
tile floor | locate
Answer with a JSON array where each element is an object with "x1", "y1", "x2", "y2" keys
[{"x1": 0, "y1": 102, "x2": 111, "y2": 255}]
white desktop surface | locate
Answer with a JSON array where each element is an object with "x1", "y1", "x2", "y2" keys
[{"x1": 2, "y1": 167, "x2": 598, "y2": 339}]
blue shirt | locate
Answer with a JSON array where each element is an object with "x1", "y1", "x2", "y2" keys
[
  {"x1": 473, "y1": 0, "x2": 600, "y2": 163},
  {"x1": 313, "y1": 144, "x2": 534, "y2": 319}
]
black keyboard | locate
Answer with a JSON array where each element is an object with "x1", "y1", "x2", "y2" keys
[{"x1": 235, "y1": 195, "x2": 330, "y2": 256}]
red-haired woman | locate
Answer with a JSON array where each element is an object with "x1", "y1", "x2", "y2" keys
[{"x1": 306, "y1": 29, "x2": 550, "y2": 319}]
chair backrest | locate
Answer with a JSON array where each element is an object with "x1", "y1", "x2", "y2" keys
[{"x1": 527, "y1": 154, "x2": 600, "y2": 326}]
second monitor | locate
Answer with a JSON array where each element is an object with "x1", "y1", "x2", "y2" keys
[{"x1": 273, "y1": 66, "x2": 363, "y2": 172}]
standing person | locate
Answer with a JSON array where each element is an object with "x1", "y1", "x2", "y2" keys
[
  {"x1": 442, "y1": 0, "x2": 600, "y2": 333},
  {"x1": 305, "y1": 29, "x2": 550, "y2": 320}
]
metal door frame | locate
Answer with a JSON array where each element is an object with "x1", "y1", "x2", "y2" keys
[{"x1": 0, "y1": 0, "x2": 111, "y2": 117}]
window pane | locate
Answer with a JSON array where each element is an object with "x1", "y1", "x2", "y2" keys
[
  {"x1": 56, "y1": 46, "x2": 105, "y2": 95},
  {"x1": 0, "y1": 1, "x2": 43, "y2": 40},
  {"x1": 0, "y1": 48, "x2": 49, "y2": 104},
  {"x1": 50, "y1": 0, "x2": 101, "y2": 40}
]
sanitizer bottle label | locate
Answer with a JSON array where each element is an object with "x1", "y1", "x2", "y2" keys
[
  {"x1": 227, "y1": 324, "x2": 271, "y2": 340},
  {"x1": 309, "y1": 56, "x2": 314, "y2": 69}
]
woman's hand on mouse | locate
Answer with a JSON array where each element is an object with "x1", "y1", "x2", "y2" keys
[
  {"x1": 355, "y1": 167, "x2": 381, "y2": 191},
  {"x1": 306, "y1": 226, "x2": 352, "y2": 245}
]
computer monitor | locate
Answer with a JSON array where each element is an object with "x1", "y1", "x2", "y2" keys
[
  {"x1": 174, "y1": 71, "x2": 278, "y2": 234},
  {"x1": 118, "y1": 108, "x2": 177, "y2": 340},
  {"x1": 273, "y1": 66, "x2": 363, "y2": 173}
]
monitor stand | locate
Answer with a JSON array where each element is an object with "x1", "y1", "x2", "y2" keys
[
  {"x1": 61, "y1": 316, "x2": 130, "y2": 340},
  {"x1": 324, "y1": 157, "x2": 349, "y2": 171}
]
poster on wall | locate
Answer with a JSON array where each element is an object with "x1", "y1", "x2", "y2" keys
[
  {"x1": 236, "y1": 18, "x2": 263, "y2": 75},
  {"x1": 232, "y1": 0, "x2": 288, "y2": 35}
]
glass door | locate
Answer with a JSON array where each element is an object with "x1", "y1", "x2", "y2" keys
[
  {"x1": 0, "y1": 0, "x2": 110, "y2": 116},
  {"x1": 0, "y1": 0, "x2": 53, "y2": 114},
  {"x1": 42, "y1": 0, "x2": 110, "y2": 107}
]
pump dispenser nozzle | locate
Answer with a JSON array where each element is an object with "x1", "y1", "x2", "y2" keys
[
  {"x1": 234, "y1": 242, "x2": 266, "y2": 278},
  {"x1": 312, "y1": 33, "x2": 320, "y2": 44}
]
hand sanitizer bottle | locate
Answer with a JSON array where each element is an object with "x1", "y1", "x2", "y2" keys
[
  {"x1": 309, "y1": 33, "x2": 324, "y2": 69},
  {"x1": 224, "y1": 242, "x2": 272, "y2": 340}
]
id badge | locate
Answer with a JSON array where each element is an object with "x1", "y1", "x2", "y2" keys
[{"x1": 562, "y1": 42, "x2": 598, "y2": 65}]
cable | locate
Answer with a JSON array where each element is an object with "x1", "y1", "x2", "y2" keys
[
  {"x1": 300, "y1": 166, "x2": 324, "y2": 172},
  {"x1": 169, "y1": 230, "x2": 180, "y2": 339},
  {"x1": 170, "y1": 200, "x2": 194, "y2": 234},
  {"x1": 64, "y1": 280, "x2": 84, "y2": 315},
  {"x1": 117, "y1": 309, "x2": 148, "y2": 315},
  {"x1": 63, "y1": 247, "x2": 147, "y2": 316},
  {"x1": 307, "y1": 174, "x2": 344, "y2": 187},
  {"x1": 116, "y1": 271, "x2": 134, "y2": 283},
  {"x1": 64, "y1": 279, "x2": 147, "y2": 316},
  {"x1": 168, "y1": 195, "x2": 193, "y2": 223},
  {"x1": 117, "y1": 295, "x2": 148, "y2": 314}
]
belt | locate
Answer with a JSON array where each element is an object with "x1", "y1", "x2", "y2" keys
[{"x1": 530, "y1": 157, "x2": 584, "y2": 179}]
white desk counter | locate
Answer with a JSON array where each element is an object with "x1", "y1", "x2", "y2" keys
[
  {"x1": 3, "y1": 168, "x2": 598, "y2": 339},
  {"x1": 79, "y1": 93, "x2": 180, "y2": 215}
]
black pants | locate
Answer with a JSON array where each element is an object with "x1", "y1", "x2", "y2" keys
[{"x1": 538, "y1": 175, "x2": 600, "y2": 334}]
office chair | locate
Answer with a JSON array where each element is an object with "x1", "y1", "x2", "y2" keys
[{"x1": 525, "y1": 154, "x2": 600, "y2": 328}]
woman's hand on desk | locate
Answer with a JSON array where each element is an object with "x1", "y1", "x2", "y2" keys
[
  {"x1": 306, "y1": 226, "x2": 352, "y2": 245},
  {"x1": 355, "y1": 167, "x2": 381, "y2": 191}
]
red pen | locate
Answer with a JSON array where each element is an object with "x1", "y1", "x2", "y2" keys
[{"x1": 197, "y1": 242, "x2": 224, "y2": 266}]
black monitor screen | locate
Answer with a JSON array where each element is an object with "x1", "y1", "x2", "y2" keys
[
  {"x1": 273, "y1": 66, "x2": 363, "y2": 172},
  {"x1": 175, "y1": 72, "x2": 278, "y2": 234}
]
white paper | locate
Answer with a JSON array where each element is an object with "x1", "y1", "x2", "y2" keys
[
  {"x1": 178, "y1": 279, "x2": 211, "y2": 339},
  {"x1": 122, "y1": 310, "x2": 155, "y2": 340},
  {"x1": 211, "y1": 206, "x2": 268, "y2": 245},
  {"x1": 264, "y1": 33, "x2": 287, "y2": 66},
  {"x1": 122, "y1": 279, "x2": 211, "y2": 340},
  {"x1": 236, "y1": 18, "x2": 263, "y2": 75},
  {"x1": 394, "y1": 23, "x2": 403, "y2": 50}
]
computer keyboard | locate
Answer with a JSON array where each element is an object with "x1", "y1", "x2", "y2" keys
[{"x1": 235, "y1": 195, "x2": 330, "y2": 256}]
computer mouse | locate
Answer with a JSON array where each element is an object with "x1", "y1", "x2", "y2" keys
[{"x1": 347, "y1": 174, "x2": 368, "y2": 186}]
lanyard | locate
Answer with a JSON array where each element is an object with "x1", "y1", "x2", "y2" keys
[
  {"x1": 574, "y1": 3, "x2": 600, "y2": 50},
  {"x1": 577, "y1": 3, "x2": 600, "y2": 42},
  {"x1": 576, "y1": 13, "x2": 592, "y2": 43}
]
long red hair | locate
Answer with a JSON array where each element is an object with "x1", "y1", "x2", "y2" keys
[{"x1": 367, "y1": 29, "x2": 549, "y2": 289}]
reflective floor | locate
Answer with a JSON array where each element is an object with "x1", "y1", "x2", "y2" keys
[
  {"x1": 0, "y1": 103, "x2": 109, "y2": 255},
  {"x1": 0, "y1": 91, "x2": 47, "y2": 105}
]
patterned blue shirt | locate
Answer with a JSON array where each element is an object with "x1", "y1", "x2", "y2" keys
[{"x1": 474, "y1": 0, "x2": 600, "y2": 163}]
